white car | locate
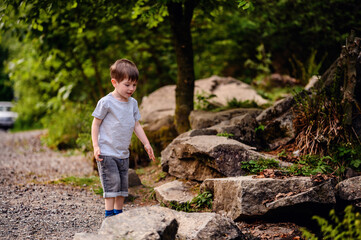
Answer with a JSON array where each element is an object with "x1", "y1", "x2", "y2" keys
[{"x1": 0, "y1": 102, "x2": 18, "y2": 129}]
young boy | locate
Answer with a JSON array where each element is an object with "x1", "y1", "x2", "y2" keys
[{"x1": 91, "y1": 59, "x2": 155, "y2": 218}]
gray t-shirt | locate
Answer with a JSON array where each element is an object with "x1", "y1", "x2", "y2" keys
[{"x1": 92, "y1": 93, "x2": 141, "y2": 159}]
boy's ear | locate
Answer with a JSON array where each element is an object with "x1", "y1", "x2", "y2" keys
[{"x1": 111, "y1": 78, "x2": 117, "y2": 87}]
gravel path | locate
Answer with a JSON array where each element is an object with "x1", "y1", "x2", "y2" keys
[{"x1": 0, "y1": 130, "x2": 104, "y2": 240}]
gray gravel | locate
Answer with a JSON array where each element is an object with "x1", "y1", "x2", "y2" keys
[{"x1": 0, "y1": 130, "x2": 104, "y2": 240}]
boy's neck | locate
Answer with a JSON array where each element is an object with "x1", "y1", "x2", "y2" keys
[{"x1": 111, "y1": 90, "x2": 129, "y2": 102}]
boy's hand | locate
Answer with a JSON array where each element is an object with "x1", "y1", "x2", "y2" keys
[
  {"x1": 94, "y1": 146, "x2": 103, "y2": 161},
  {"x1": 144, "y1": 144, "x2": 155, "y2": 162}
]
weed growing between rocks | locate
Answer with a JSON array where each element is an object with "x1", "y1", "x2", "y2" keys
[
  {"x1": 164, "y1": 191, "x2": 213, "y2": 213},
  {"x1": 301, "y1": 205, "x2": 361, "y2": 239},
  {"x1": 292, "y1": 32, "x2": 361, "y2": 180},
  {"x1": 241, "y1": 158, "x2": 280, "y2": 174}
]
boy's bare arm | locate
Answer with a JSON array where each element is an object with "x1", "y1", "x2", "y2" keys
[
  {"x1": 134, "y1": 121, "x2": 155, "y2": 161},
  {"x1": 91, "y1": 117, "x2": 103, "y2": 161}
]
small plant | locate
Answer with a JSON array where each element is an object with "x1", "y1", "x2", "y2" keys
[
  {"x1": 255, "y1": 124, "x2": 265, "y2": 133},
  {"x1": 241, "y1": 158, "x2": 279, "y2": 174},
  {"x1": 165, "y1": 191, "x2": 213, "y2": 212},
  {"x1": 191, "y1": 191, "x2": 213, "y2": 210},
  {"x1": 136, "y1": 168, "x2": 146, "y2": 176},
  {"x1": 278, "y1": 149, "x2": 287, "y2": 158},
  {"x1": 194, "y1": 91, "x2": 217, "y2": 110},
  {"x1": 155, "y1": 171, "x2": 167, "y2": 182},
  {"x1": 301, "y1": 205, "x2": 361, "y2": 239},
  {"x1": 216, "y1": 132, "x2": 234, "y2": 138},
  {"x1": 286, "y1": 155, "x2": 333, "y2": 176},
  {"x1": 227, "y1": 98, "x2": 261, "y2": 109}
]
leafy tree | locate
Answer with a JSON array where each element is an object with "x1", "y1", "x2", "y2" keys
[{"x1": 132, "y1": 0, "x2": 248, "y2": 133}]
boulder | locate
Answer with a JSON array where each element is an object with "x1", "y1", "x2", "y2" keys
[
  {"x1": 147, "y1": 206, "x2": 245, "y2": 240},
  {"x1": 128, "y1": 168, "x2": 142, "y2": 187},
  {"x1": 161, "y1": 135, "x2": 274, "y2": 181},
  {"x1": 201, "y1": 176, "x2": 336, "y2": 220},
  {"x1": 154, "y1": 180, "x2": 196, "y2": 205},
  {"x1": 209, "y1": 113, "x2": 259, "y2": 146},
  {"x1": 256, "y1": 96, "x2": 298, "y2": 150},
  {"x1": 74, "y1": 206, "x2": 246, "y2": 240},
  {"x1": 75, "y1": 207, "x2": 178, "y2": 240},
  {"x1": 336, "y1": 176, "x2": 361, "y2": 202},
  {"x1": 140, "y1": 85, "x2": 176, "y2": 124},
  {"x1": 258, "y1": 110, "x2": 296, "y2": 150},
  {"x1": 256, "y1": 96, "x2": 295, "y2": 124},
  {"x1": 139, "y1": 75, "x2": 268, "y2": 125},
  {"x1": 201, "y1": 76, "x2": 268, "y2": 106},
  {"x1": 190, "y1": 108, "x2": 261, "y2": 130}
]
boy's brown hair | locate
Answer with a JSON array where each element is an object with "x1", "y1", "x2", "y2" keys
[{"x1": 110, "y1": 59, "x2": 139, "y2": 82}]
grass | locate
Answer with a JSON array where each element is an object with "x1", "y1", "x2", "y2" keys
[{"x1": 49, "y1": 176, "x2": 103, "y2": 195}]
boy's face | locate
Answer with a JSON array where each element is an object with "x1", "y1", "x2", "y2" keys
[{"x1": 111, "y1": 78, "x2": 137, "y2": 101}]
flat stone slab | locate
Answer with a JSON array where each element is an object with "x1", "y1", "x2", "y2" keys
[{"x1": 154, "y1": 180, "x2": 196, "y2": 204}]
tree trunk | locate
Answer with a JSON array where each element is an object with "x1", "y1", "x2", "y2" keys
[
  {"x1": 341, "y1": 31, "x2": 359, "y2": 126},
  {"x1": 167, "y1": 0, "x2": 198, "y2": 134}
]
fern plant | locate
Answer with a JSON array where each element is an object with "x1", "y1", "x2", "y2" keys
[{"x1": 301, "y1": 205, "x2": 361, "y2": 240}]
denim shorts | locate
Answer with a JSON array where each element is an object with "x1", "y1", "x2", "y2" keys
[{"x1": 97, "y1": 156, "x2": 129, "y2": 198}]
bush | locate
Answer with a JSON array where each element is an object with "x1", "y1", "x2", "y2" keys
[{"x1": 41, "y1": 102, "x2": 93, "y2": 149}]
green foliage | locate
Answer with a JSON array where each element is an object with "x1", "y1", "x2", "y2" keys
[
  {"x1": 244, "y1": 43, "x2": 272, "y2": 81},
  {"x1": 286, "y1": 155, "x2": 334, "y2": 176},
  {"x1": 41, "y1": 102, "x2": 92, "y2": 149},
  {"x1": 254, "y1": 124, "x2": 265, "y2": 133},
  {"x1": 2, "y1": 0, "x2": 361, "y2": 155},
  {"x1": 194, "y1": 91, "x2": 217, "y2": 110},
  {"x1": 155, "y1": 171, "x2": 167, "y2": 182},
  {"x1": 241, "y1": 158, "x2": 280, "y2": 174},
  {"x1": 216, "y1": 132, "x2": 234, "y2": 138},
  {"x1": 301, "y1": 205, "x2": 361, "y2": 240},
  {"x1": 226, "y1": 98, "x2": 262, "y2": 109},
  {"x1": 191, "y1": 191, "x2": 213, "y2": 210},
  {"x1": 166, "y1": 191, "x2": 213, "y2": 212},
  {"x1": 285, "y1": 144, "x2": 361, "y2": 178},
  {"x1": 289, "y1": 49, "x2": 326, "y2": 85},
  {"x1": 237, "y1": 0, "x2": 254, "y2": 10}
]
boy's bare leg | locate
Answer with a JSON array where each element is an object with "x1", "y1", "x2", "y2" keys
[
  {"x1": 114, "y1": 196, "x2": 125, "y2": 210},
  {"x1": 105, "y1": 197, "x2": 115, "y2": 210}
]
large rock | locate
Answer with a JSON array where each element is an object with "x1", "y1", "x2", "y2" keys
[
  {"x1": 256, "y1": 96, "x2": 295, "y2": 123},
  {"x1": 256, "y1": 96, "x2": 297, "y2": 150},
  {"x1": 75, "y1": 207, "x2": 178, "y2": 240},
  {"x1": 140, "y1": 75, "x2": 268, "y2": 124},
  {"x1": 190, "y1": 108, "x2": 261, "y2": 130},
  {"x1": 201, "y1": 176, "x2": 336, "y2": 220},
  {"x1": 198, "y1": 76, "x2": 268, "y2": 106},
  {"x1": 161, "y1": 135, "x2": 274, "y2": 181},
  {"x1": 154, "y1": 180, "x2": 196, "y2": 205},
  {"x1": 336, "y1": 176, "x2": 361, "y2": 202},
  {"x1": 209, "y1": 113, "x2": 260, "y2": 146},
  {"x1": 74, "y1": 206, "x2": 245, "y2": 240},
  {"x1": 149, "y1": 206, "x2": 245, "y2": 240}
]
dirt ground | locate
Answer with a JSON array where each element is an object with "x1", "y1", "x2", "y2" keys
[{"x1": 0, "y1": 130, "x2": 304, "y2": 240}]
